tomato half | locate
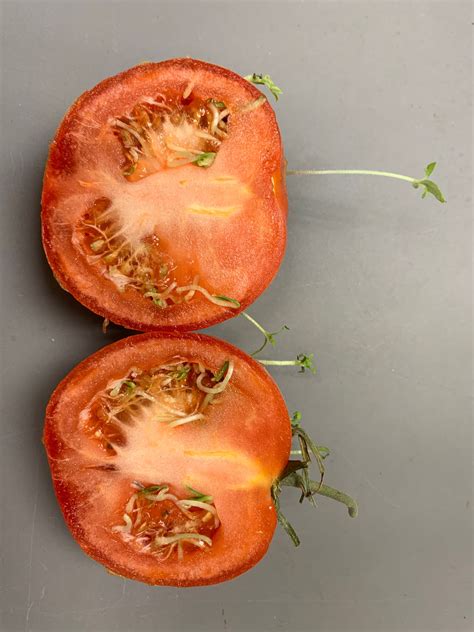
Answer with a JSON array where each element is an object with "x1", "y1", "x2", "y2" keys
[
  {"x1": 42, "y1": 59, "x2": 288, "y2": 331},
  {"x1": 44, "y1": 333, "x2": 291, "y2": 586}
]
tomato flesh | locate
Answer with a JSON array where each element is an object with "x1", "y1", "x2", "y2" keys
[
  {"x1": 44, "y1": 333, "x2": 291, "y2": 585},
  {"x1": 42, "y1": 59, "x2": 288, "y2": 331}
]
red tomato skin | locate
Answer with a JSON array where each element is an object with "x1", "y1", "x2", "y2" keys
[
  {"x1": 44, "y1": 332, "x2": 291, "y2": 586},
  {"x1": 41, "y1": 59, "x2": 288, "y2": 332}
]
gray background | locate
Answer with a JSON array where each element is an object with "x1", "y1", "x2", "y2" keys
[{"x1": 0, "y1": 1, "x2": 472, "y2": 631}]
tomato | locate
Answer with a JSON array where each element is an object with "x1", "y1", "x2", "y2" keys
[
  {"x1": 42, "y1": 59, "x2": 288, "y2": 331},
  {"x1": 43, "y1": 332, "x2": 291, "y2": 586}
]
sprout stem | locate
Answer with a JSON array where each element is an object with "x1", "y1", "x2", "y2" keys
[
  {"x1": 287, "y1": 168, "x2": 415, "y2": 183},
  {"x1": 241, "y1": 311, "x2": 268, "y2": 336},
  {"x1": 258, "y1": 359, "x2": 298, "y2": 366},
  {"x1": 287, "y1": 163, "x2": 446, "y2": 203}
]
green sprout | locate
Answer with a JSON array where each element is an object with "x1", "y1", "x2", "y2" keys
[
  {"x1": 287, "y1": 162, "x2": 446, "y2": 203},
  {"x1": 258, "y1": 353, "x2": 316, "y2": 374},
  {"x1": 241, "y1": 312, "x2": 289, "y2": 356},
  {"x1": 244, "y1": 73, "x2": 283, "y2": 101},
  {"x1": 272, "y1": 412, "x2": 357, "y2": 546}
]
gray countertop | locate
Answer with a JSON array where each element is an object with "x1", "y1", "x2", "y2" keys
[{"x1": 0, "y1": 1, "x2": 471, "y2": 631}]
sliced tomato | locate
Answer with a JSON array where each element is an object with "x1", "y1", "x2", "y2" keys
[
  {"x1": 44, "y1": 333, "x2": 291, "y2": 586},
  {"x1": 42, "y1": 59, "x2": 287, "y2": 331}
]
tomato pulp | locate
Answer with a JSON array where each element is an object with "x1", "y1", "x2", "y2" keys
[
  {"x1": 44, "y1": 333, "x2": 291, "y2": 585},
  {"x1": 42, "y1": 59, "x2": 288, "y2": 331}
]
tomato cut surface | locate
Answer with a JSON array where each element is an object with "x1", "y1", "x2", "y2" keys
[
  {"x1": 44, "y1": 333, "x2": 291, "y2": 586},
  {"x1": 42, "y1": 59, "x2": 288, "y2": 331}
]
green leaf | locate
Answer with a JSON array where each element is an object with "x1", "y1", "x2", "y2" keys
[
  {"x1": 194, "y1": 152, "x2": 216, "y2": 168},
  {"x1": 186, "y1": 486, "x2": 213, "y2": 503},
  {"x1": 290, "y1": 411, "x2": 302, "y2": 428},
  {"x1": 212, "y1": 360, "x2": 229, "y2": 383},
  {"x1": 296, "y1": 353, "x2": 316, "y2": 374},
  {"x1": 244, "y1": 73, "x2": 283, "y2": 101},
  {"x1": 425, "y1": 162, "x2": 436, "y2": 177},
  {"x1": 417, "y1": 178, "x2": 446, "y2": 203},
  {"x1": 210, "y1": 100, "x2": 226, "y2": 109},
  {"x1": 213, "y1": 294, "x2": 241, "y2": 307}
]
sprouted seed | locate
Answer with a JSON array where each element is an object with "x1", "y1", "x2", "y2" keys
[
  {"x1": 79, "y1": 202, "x2": 240, "y2": 311},
  {"x1": 112, "y1": 482, "x2": 219, "y2": 560},
  {"x1": 110, "y1": 94, "x2": 230, "y2": 178},
  {"x1": 80, "y1": 359, "x2": 234, "y2": 452}
]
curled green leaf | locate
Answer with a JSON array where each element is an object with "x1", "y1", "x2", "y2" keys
[
  {"x1": 412, "y1": 177, "x2": 446, "y2": 203},
  {"x1": 244, "y1": 73, "x2": 283, "y2": 101}
]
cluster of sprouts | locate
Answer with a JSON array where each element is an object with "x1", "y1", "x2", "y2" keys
[
  {"x1": 79, "y1": 200, "x2": 240, "y2": 310},
  {"x1": 113, "y1": 482, "x2": 219, "y2": 560},
  {"x1": 82, "y1": 359, "x2": 234, "y2": 453},
  {"x1": 110, "y1": 93, "x2": 230, "y2": 176}
]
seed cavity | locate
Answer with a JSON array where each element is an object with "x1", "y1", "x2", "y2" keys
[
  {"x1": 78, "y1": 199, "x2": 240, "y2": 310},
  {"x1": 110, "y1": 94, "x2": 230, "y2": 179},
  {"x1": 80, "y1": 359, "x2": 234, "y2": 453},
  {"x1": 112, "y1": 482, "x2": 220, "y2": 561}
]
